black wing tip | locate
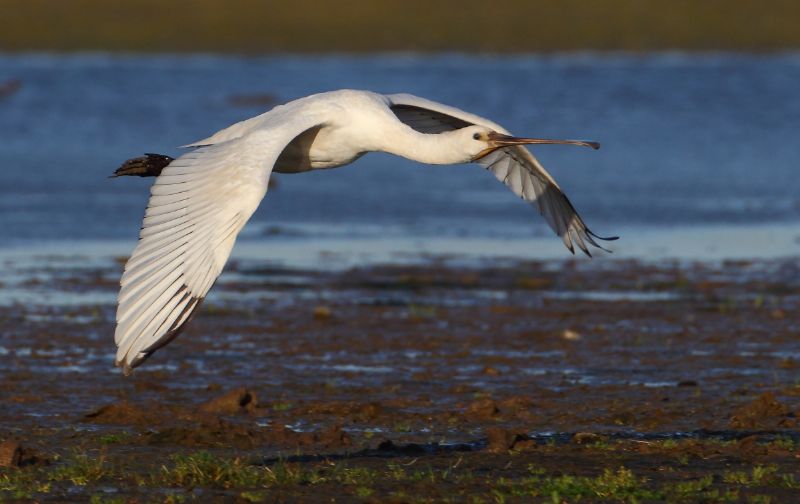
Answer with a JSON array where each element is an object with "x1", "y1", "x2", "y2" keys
[
  {"x1": 113, "y1": 357, "x2": 135, "y2": 376},
  {"x1": 570, "y1": 229, "x2": 619, "y2": 256},
  {"x1": 142, "y1": 293, "x2": 205, "y2": 354},
  {"x1": 114, "y1": 289, "x2": 205, "y2": 374},
  {"x1": 116, "y1": 349, "x2": 152, "y2": 375},
  {"x1": 587, "y1": 229, "x2": 620, "y2": 242},
  {"x1": 111, "y1": 153, "x2": 174, "y2": 178}
]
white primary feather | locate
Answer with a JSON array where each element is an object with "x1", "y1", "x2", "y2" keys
[{"x1": 115, "y1": 115, "x2": 324, "y2": 373}]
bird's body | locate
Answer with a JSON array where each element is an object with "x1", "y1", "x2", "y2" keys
[
  {"x1": 192, "y1": 90, "x2": 502, "y2": 169},
  {"x1": 113, "y1": 89, "x2": 615, "y2": 373}
]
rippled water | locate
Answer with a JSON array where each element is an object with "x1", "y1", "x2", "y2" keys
[{"x1": 1, "y1": 52, "x2": 799, "y2": 261}]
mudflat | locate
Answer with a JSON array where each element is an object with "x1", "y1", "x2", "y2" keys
[{"x1": 1, "y1": 257, "x2": 799, "y2": 501}]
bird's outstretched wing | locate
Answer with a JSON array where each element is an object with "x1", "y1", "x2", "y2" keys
[
  {"x1": 387, "y1": 93, "x2": 616, "y2": 255},
  {"x1": 115, "y1": 119, "x2": 323, "y2": 373}
]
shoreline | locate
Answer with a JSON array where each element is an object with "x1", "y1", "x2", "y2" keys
[
  {"x1": 1, "y1": 221, "x2": 798, "y2": 270},
  {"x1": 4, "y1": 49, "x2": 800, "y2": 60},
  {"x1": 1, "y1": 220, "x2": 798, "y2": 309}
]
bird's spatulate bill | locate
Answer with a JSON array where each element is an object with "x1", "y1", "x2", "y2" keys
[{"x1": 489, "y1": 132, "x2": 600, "y2": 150}]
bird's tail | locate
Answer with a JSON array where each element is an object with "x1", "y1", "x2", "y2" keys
[{"x1": 110, "y1": 153, "x2": 174, "y2": 178}]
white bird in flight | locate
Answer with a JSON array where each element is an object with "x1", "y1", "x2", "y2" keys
[{"x1": 112, "y1": 89, "x2": 616, "y2": 374}]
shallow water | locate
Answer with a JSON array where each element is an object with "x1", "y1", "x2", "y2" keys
[{"x1": 1, "y1": 52, "x2": 799, "y2": 263}]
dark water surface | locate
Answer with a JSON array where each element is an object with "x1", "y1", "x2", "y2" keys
[{"x1": 0, "y1": 52, "x2": 799, "y2": 260}]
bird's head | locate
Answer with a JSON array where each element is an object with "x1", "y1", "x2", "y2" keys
[{"x1": 459, "y1": 126, "x2": 600, "y2": 162}]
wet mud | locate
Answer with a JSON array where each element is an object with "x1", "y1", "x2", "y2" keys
[{"x1": 1, "y1": 256, "x2": 799, "y2": 501}]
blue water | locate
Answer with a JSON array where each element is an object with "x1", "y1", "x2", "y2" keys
[{"x1": 1, "y1": 52, "x2": 799, "y2": 261}]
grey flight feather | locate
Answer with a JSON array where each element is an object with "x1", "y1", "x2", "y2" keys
[{"x1": 387, "y1": 94, "x2": 617, "y2": 256}]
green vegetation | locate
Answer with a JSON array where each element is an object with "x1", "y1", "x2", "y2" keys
[
  {"x1": 0, "y1": 469, "x2": 52, "y2": 499},
  {"x1": 0, "y1": 450, "x2": 106, "y2": 498},
  {"x1": 159, "y1": 452, "x2": 270, "y2": 488},
  {"x1": 89, "y1": 496, "x2": 127, "y2": 504},
  {"x1": 2, "y1": 448, "x2": 800, "y2": 501},
  {"x1": 486, "y1": 466, "x2": 720, "y2": 501},
  {"x1": 98, "y1": 432, "x2": 133, "y2": 445},
  {"x1": 2, "y1": 0, "x2": 799, "y2": 53},
  {"x1": 156, "y1": 452, "x2": 381, "y2": 490},
  {"x1": 49, "y1": 451, "x2": 108, "y2": 486},
  {"x1": 271, "y1": 401, "x2": 293, "y2": 412},
  {"x1": 393, "y1": 421, "x2": 413, "y2": 433},
  {"x1": 769, "y1": 436, "x2": 798, "y2": 451},
  {"x1": 723, "y1": 464, "x2": 800, "y2": 489}
]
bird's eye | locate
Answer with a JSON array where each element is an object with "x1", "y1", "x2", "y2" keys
[{"x1": 472, "y1": 133, "x2": 481, "y2": 140}]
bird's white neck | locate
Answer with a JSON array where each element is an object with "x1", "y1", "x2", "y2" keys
[{"x1": 375, "y1": 126, "x2": 472, "y2": 165}]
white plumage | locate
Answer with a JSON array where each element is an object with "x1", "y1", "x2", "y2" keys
[{"x1": 114, "y1": 89, "x2": 615, "y2": 373}]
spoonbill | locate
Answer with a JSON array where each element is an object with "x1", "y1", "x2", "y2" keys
[{"x1": 113, "y1": 89, "x2": 616, "y2": 373}]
